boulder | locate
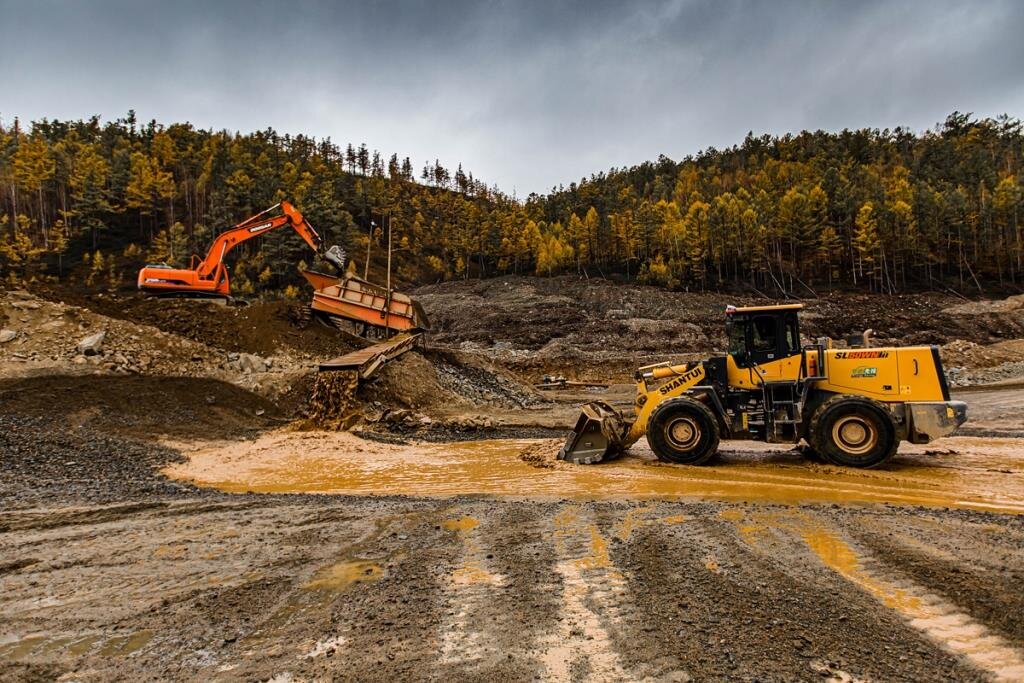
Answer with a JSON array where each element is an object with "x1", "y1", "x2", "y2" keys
[
  {"x1": 238, "y1": 353, "x2": 268, "y2": 373},
  {"x1": 0, "y1": 329, "x2": 16, "y2": 343},
  {"x1": 77, "y1": 331, "x2": 106, "y2": 356}
]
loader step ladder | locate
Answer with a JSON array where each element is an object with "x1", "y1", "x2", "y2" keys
[
  {"x1": 318, "y1": 332, "x2": 421, "y2": 380},
  {"x1": 762, "y1": 381, "x2": 802, "y2": 424}
]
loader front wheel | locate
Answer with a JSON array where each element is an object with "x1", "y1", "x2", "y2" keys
[
  {"x1": 647, "y1": 398, "x2": 720, "y2": 465},
  {"x1": 810, "y1": 396, "x2": 897, "y2": 468}
]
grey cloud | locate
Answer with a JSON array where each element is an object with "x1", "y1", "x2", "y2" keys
[{"x1": 1, "y1": 0, "x2": 1022, "y2": 195}]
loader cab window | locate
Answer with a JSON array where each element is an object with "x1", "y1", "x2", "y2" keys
[
  {"x1": 784, "y1": 313, "x2": 800, "y2": 354},
  {"x1": 750, "y1": 315, "x2": 777, "y2": 352},
  {"x1": 729, "y1": 310, "x2": 803, "y2": 368},
  {"x1": 727, "y1": 319, "x2": 747, "y2": 357}
]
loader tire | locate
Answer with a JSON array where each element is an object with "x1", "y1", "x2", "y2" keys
[
  {"x1": 809, "y1": 396, "x2": 897, "y2": 468},
  {"x1": 646, "y1": 398, "x2": 720, "y2": 465}
]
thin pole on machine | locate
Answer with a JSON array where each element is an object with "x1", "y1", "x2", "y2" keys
[
  {"x1": 384, "y1": 212, "x2": 393, "y2": 337},
  {"x1": 364, "y1": 218, "x2": 375, "y2": 280}
]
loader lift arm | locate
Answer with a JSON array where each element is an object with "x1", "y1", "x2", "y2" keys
[{"x1": 138, "y1": 201, "x2": 326, "y2": 299}]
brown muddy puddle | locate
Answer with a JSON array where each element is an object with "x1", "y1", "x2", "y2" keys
[{"x1": 164, "y1": 431, "x2": 1024, "y2": 514}]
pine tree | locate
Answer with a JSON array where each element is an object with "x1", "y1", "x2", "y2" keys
[
  {"x1": 854, "y1": 202, "x2": 881, "y2": 289},
  {"x1": 12, "y1": 135, "x2": 55, "y2": 246},
  {"x1": 147, "y1": 221, "x2": 189, "y2": 267}
]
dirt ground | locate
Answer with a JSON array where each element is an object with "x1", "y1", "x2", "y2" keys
[
  {"x1": 415, "y1": 276, "x2": 1024, "y2": 382},
  {"x1": 2, "y1": 277, "x2": 1024, "y2": 681}
]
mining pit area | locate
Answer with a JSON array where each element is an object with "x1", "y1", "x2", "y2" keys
[{"x1": 2, "y1": 278, "x2": 1024, "y2": 682}]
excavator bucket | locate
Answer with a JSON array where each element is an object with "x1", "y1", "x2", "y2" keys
[{"x1": 558, "y1": 400, "x2": 631, "y2": 464}]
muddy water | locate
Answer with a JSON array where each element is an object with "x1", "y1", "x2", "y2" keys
[{"x1": 165, "y1": 431, "x2": 1024, "y2": 514}]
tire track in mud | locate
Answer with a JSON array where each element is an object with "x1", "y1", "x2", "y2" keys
[
  {"x1": 433, "y1": 502, "x2": 562, "y2": 680},
  {"x1": 534, "y1": 504, "x2": 633, "y2": 682},
  {"x1": 845, "y1": 511, "x2": 1024, "y2": 647},
  {"x1": 436, "y1": 510, "x2": 510, "y2": 671},
  {"x1": 802, "y1": 525, "x2": 1024, "y2": 682},
  {"x1": 274, "y1": 509, "x2": 450, "y2": 682},
  {"x1": 607, "y1": 503, "x2": 977, "y2": 681},
  {"x1": 732, "y1": 508, "x2": 1024, "y2": 682},
  {"x1": 123, "y1": 505, "x2": 400, "y2": 680}
]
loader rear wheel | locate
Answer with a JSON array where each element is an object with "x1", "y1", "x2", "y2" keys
[
  {"x1": 647, "y1": 398, "x2": 720, "y2": 465},
  {"x1": 810, "y1": 396, "x2": 897, "y2": 468}
]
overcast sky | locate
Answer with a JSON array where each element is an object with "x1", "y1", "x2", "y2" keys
[{"x1": 2, "y1": 0, "x2": 1022, "y2": 195}]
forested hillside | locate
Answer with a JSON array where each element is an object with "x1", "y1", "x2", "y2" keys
[
  {"x1": 535, "y1": 112, "x2": 1023, "y2": 295},
  {"x1": 1, "y1": 111, "x2": 1021, "y2": 295}
]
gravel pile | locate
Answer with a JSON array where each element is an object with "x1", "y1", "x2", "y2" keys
[{"x1": 0, "y1": 414, "x2": 203, "y2": 508}]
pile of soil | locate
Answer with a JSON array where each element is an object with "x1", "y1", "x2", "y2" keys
[
  {"x1": 1, "y1": 289, "x2": 230, "y2": 376},
  {"x1": 0, "y1": 375, "x2": 280, "y2": 441},
  {"x1": 0, "y1": 289, "x2": 334, "y2": 405},
  {"x1": 415, "y1": 275, "x2": 1024, "y2": 382},
  {"x1": 305, "y1": 349, "x2": 545, "y2": 433},
  {"x1": 32, "y1": 284, "x2": 354, "y2": 359},
  {"x1": 0, "y1": 414, "x2": 202, "y2": 507},
  {"x1": 518, "y1": 439, "x2": 561, "y2": 468},
  {"x1": 362, "y1": 350, "x2": 541, "y2": 413},
  {"x1": 0, "y1": 373, "x2": 281, "y2": 507}
]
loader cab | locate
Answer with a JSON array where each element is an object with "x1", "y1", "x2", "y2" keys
[{"x1": 725, "y1": 304, "x2": 803, "y2": 369}]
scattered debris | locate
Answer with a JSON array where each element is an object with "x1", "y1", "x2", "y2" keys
[
  {"x1": 518, "y1": 439, "x2": 561, "y2": 468},
  {"x1": 77, "y1": 330, "x2": 106, "y2": 356}
]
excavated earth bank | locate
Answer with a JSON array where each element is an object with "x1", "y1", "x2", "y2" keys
[{"x1": 2, "y1": 278, "x2": 1024, "y2": 681}]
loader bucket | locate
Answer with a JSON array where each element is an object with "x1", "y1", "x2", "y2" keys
[{"x1": 558, "y1": 400, "x2": 631, "y2": 464}]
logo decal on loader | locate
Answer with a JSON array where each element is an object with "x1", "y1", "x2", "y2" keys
[
  {"x1": 658, "y1": 366, "x2": 704, "y2": 395},
  {"x1": 851, "y1": 366, "x2": 877, "y2": 378},
  {"x1": 247, "y1": 221, "x2": 274, "y2": 234},
  {"x1": 835, "y1": 351, "x2": 889, "y2": 359}
]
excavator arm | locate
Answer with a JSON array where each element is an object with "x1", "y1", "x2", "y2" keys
[
  {"x1": 138, "y1": 200, "x2": 329, "y2": 298},
  {"x1": 196, "y1": 201, "x2": 322, "y2": 279}
]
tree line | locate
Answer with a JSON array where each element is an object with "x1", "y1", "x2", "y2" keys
[
  {"x1": 1, "y1": 110, "x2": 1021, "y2": 296},
  {"x1": 535, "y1": 112, "x2": 1022, "y2": 295}
]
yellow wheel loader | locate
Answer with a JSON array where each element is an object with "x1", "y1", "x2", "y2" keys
[{"x1": 560, "y1": 304, "x2": 967, "y2": 469}]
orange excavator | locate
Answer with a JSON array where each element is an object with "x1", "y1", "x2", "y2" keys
[
  {"x1": 137, "y1": 200, "x2": 428, "y2": 336},
  {"x1": 137, "y1": 201, "x2": 344, "y2": 299}
]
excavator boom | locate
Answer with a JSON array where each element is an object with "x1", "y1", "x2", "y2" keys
[{"x1": 138, "y1": 201, "x2": 322, "y2": 298}]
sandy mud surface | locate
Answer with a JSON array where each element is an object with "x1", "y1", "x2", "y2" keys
[
  {"x1": 2, "y1": 384, "x2": 1023, "y2": 681},
  {"x1": 2, "y1": 498, "x2": 1022, "y2": 682},
  {"x1": 168, "y1": 433, "x2": 1024, "y2": 514},
  {"x1": 3, "y1": 281, "x2": 1024, "y2": 681}
]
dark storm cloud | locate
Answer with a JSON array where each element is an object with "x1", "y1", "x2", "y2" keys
[{"x1": 2, "y1": 0, "x2": 1022, "y2": 194}]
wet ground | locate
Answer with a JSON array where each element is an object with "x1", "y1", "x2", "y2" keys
[
  {"x1": 3, "y1": 498, "x2": 1023, "y2": 682},
  {"x1": 2, "y1": 385, "x2": 1023, "y2": 681},
  {"x1": 168, "y1": 433, "x2": 1024, "y2": 514}
]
